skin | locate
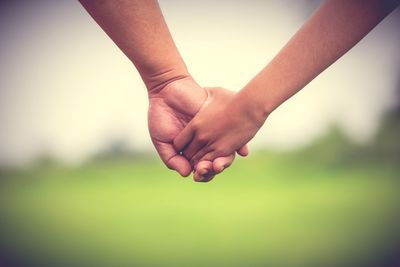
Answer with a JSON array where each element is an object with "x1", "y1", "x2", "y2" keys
[
  {"x1": 174, "y1": 0, "x2": 400, "y2": 165},
  {"x1": 79, "y1": 0, "x2": 248, "y2": 181},
  {"x1": 148, "y1": 77, "x2": 248, "y2": 182}
]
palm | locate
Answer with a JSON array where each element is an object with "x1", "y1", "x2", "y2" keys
[
  {"x1": 148, "y1": 98, "x2": 196, "y2": 176},
  {"x1": 148, "y1": 77, "x2": 207, "y2": 177},
  {"x1": 147, "y1": 77, "x2": 239, "y2": 181}
]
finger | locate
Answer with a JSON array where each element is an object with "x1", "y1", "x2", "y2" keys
[
  {"x1": 237, "y1": 145, "x2": 249, "y2": 157},
  {"x1": 167, "y1": 155, "x2": 193, "y2": 177},
  {"x1": 190, "y1": 145, "x2": 213, "y2": 167},
  {"x1": 173, "y1": 122, "x2": 195, "y2": 152},
  {"x1": 193, "y1": 160, "x2": 215, "y2": 182},
  {"x1": 182, "y1": 135, "x2": 208, "y2": 160},
  {"x1": 213, "y1": 154, "x2": 235, "y2": 174},
  {"x1": 153, "y1": 140, "x2": 192, "y2": 177},
  {"x1": 196, "y1": 150, "x2": 223, "y2": 165}
]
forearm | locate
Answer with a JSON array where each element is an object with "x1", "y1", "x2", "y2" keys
[
  {"x1": 79, "y1": 0, "x2": 189, "y2": 92},
  {"x1": 241, "y1": 0, "x2": 399, "y2": 118}
]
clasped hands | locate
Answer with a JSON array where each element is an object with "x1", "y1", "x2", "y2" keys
[
  {"x1": 79, "y1": 0, "x2": 399, "y2": 182},
  {"x1": 148, "y1": 76, "x2": 266, "y2": 182}
]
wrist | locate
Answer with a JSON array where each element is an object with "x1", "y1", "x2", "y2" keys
[
  {"x1": 232, "y1": 89, "x2": 269, "y2": 128},
  {"x1": 236, "y1": 87, "x2": 271, "y2": 124},
  {"x1": 147, "y1": 74, "x2": 206, "y2": 108},
  {"x1": 141, "y1": 62, "x2": 190, "y2": 95}
]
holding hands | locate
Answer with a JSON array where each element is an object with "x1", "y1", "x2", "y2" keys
[
  {"x1": 174, "y1": 87, "x2": 265, "y2": 169},
  {"x1": 147, "y1": 76, "x2": 248, "y2": 182},
  {"x1": 80, "y1": 0, "x2": 399, "y2": 182}
]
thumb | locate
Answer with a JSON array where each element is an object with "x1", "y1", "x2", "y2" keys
[
  {"x1": 173, "y1": 121, "x2": 195, "y2": 152},
  {"x1": 237, "y1": 145, "x2": 249, "y2": 157}
]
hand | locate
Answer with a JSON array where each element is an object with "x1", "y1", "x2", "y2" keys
[
  {"x1": 148, "y1": 77, "x2": 248, "y2": 181},
  {"x1": 173, "y1": 87, "x2": 265, "y2": 166}
]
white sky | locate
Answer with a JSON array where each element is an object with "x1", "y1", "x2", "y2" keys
[{"x1": 0, "y1": 1, "x2": 399, "y2": 167}]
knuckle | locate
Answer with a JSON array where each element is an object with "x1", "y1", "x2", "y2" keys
[
  {"x1": 191, "y1": 121, "x2": 201, "y2": 131},
  {"x1": 196, "y1": 133, "x2": 208, "y2": 143},
  {"x1": 213, "y1": 146, "x2": 226, "y2": 156}
]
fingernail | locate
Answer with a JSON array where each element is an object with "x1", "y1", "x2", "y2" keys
[
  {"x1": 221, "y1": 164, "x2": 229, "y2": 172},
  {"x1": 197, "y1": 172, "x2": 207, "y2": 182},
  {"x1": 194, "y1": 175, "x2": 204, "y2": 182}
]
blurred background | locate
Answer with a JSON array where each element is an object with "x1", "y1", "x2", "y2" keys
[{"x1": 0, "y1": 1, "x2": 399, "y2": 267}]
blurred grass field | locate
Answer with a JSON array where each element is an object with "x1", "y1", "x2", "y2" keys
[{"x1": 1, "y1": 118, "x2": 400, "y2": 267}]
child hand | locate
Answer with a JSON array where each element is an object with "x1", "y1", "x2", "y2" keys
[
  {"x1": 174, "y1": 87, "x2": 266, "y2": 166},
  {"x1": 192, "y1": 144, "x2": 249, "y2": 182}
]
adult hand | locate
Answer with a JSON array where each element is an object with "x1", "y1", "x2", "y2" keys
[{"x1": 148, "y1": 77, "x2": 248, "y2": 181}]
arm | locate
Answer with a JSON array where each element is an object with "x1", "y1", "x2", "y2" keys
[
  {"x1": 79, "y1": 0, "x2": 247, "y2": 180},
  {"x1": 79, "y1": 0, "x2": 188, "y2": 92},
  {"x1": 242, "y1": 0, "x2": 400, "y2": 116},
  {"x1": 174, "y1": 0, "x2": 399, "y2": 163}
]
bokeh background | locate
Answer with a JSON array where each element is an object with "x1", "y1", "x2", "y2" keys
[{"x1": 0, "y1": 1, "x2": 399, "y2": 267}]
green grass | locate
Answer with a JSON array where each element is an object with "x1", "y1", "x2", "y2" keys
[{"x1": 0, "y1": 148, "x2": 399, "y2": 267}]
